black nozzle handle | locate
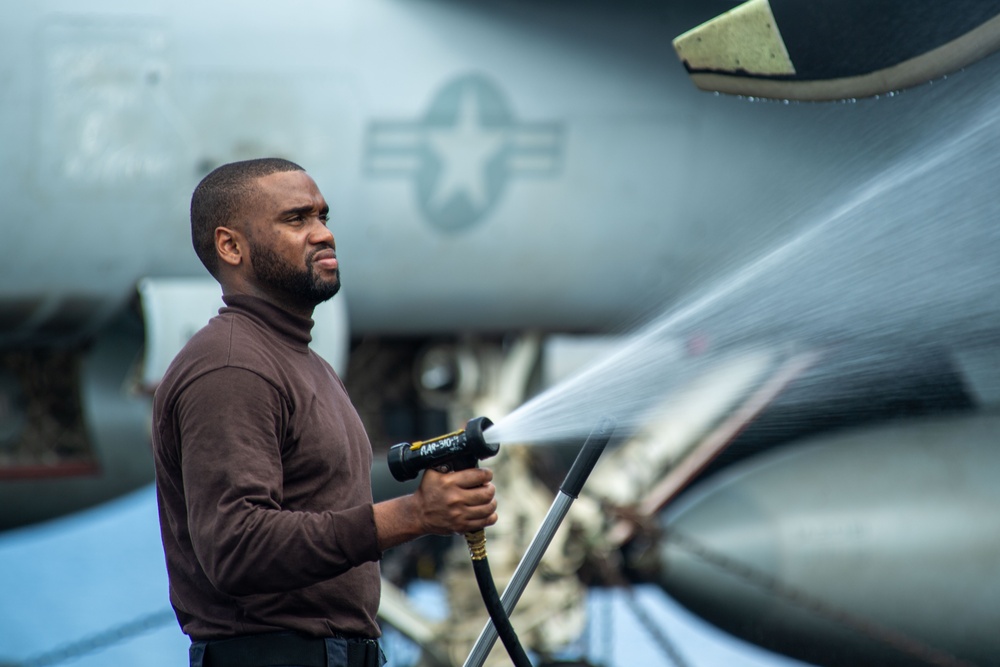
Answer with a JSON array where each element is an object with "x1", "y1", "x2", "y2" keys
[
  {"x1": 560, "y1": 416, "x2": 616, "y2": 498},
  {"x1": 387, "y1": 416, "x2": 497, "y2": 482}
]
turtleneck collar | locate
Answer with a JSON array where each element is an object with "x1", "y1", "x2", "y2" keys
[{"x1": 221, "y1": 294, "x2": 314, "y2": 350}]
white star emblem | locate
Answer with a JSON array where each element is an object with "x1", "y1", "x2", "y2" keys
[
  {"x1": 365, "y1": 73, "x2": 564, "y2": 231},
  {"x1": 426, "y1": 87, "x2": 507, "y2": 211}
]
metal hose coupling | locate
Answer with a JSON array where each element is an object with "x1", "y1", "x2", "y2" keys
[{"x1": 465, "y1": 529, "x2": 488, "y2": 561}]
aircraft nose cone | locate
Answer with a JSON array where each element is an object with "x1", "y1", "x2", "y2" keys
[
  {"x1": 645, "y1": 415, "x2": 1000, "y2": 667},
  {"x1": 650, "y1": 468, "x2": 782, "y2": 628}
]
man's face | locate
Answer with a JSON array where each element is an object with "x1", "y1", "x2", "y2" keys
[{"x1": 244, "y1": 170, "x2": 340, "y2": 308}]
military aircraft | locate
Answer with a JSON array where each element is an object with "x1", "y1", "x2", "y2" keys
[{"x1": 2, "y1": 1, "x2": 1000, "y2": 666}]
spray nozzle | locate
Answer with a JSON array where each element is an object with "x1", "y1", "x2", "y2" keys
[{"x1": 387, "y1": 416, "x2": 498, "y2": 481}]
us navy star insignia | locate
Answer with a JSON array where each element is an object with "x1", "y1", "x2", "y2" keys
[{"x1": 365, "y1": 73, "x2": 565, "y2": 232}]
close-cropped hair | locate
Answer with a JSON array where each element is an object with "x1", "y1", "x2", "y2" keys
[{"x1": 190, "y1": 157, "x2": 304, "y2": 277}]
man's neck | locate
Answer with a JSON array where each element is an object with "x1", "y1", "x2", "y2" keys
[{"x1": 221, "y1": 281, "x2": 316, "y2": 319}]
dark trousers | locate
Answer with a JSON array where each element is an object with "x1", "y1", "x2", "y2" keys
[{"x1": 189, "y1": 632, "x2": 386, "y2": 667}]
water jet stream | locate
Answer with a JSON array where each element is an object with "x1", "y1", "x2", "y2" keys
[{"x1": 485, "y1": 95, "x2": 1000, "y2": 447}]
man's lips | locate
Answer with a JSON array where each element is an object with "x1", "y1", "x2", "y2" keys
[{"x1": 312, "y1": 249, "x2": 338, "y2": 271}]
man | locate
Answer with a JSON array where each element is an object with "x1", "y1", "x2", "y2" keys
[{"x1": 152, "y1": 158, "x2": 498, "y2": 667}]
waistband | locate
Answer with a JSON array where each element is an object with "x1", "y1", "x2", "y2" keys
[{"x1": 192, "y1": 631, "x2": 385, "y2": 667}]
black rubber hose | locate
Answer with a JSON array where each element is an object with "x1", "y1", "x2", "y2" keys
[{"x1": 471, "y1": 555, "x2": 533, "y2": 667}]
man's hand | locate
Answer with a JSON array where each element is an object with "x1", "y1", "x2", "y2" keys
[
  {"x1": 413, "y1": 467, "x2": 498, "y2": 536},
  {"x1": 373, "y1": 468, "x2": 498, "y2": 552}
]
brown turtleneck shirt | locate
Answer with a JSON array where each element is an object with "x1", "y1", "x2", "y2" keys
[{"x1": 152, "y1": 294, "x2": 381, "y2": 641}]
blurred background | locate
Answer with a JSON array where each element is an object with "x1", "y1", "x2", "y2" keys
[{"x1": 2, "y1": 1, "x2": 999, "y2": 665}]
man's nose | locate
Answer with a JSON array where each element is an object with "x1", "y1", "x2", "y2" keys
[{"x1": 310, "y1": 220, "x2": 335, "y2": 247}]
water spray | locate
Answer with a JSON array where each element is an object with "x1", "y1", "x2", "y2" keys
[{"x1": 389, "y1": 416, "x2": 616, "y2": 667}]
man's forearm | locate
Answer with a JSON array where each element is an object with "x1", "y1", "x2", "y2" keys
[{"x1": 373, "y1": 495, "x2": 426, "y2": 552}]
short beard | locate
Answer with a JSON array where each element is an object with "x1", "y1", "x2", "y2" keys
[{"x1": 248, "y1": 239, "x2": 340, "y2": 307}]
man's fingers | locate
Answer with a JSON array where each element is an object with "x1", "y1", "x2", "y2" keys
[
  {"x1": 458, "y1": 484, "x2": 496, "y2": 508},
  {"x1": 415, "y1": 467, "x2": 498, "y2": 535},
  {"x1": 466, "y1": 501, "x2": 498, "y2": 521},
  {"x1": 456, "y1": 509, "x2": 499, "y2": 533},
  {"x1": 446, "y1": 467, "x2": 494, "y2": 488},
  {"x1": 422, "y1": 467, "x2": 493, "y2": 488}
]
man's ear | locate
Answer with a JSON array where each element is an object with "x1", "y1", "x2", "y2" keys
[{"x1": 215, "y1": 226, "x2": 245, "y2": 268}]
